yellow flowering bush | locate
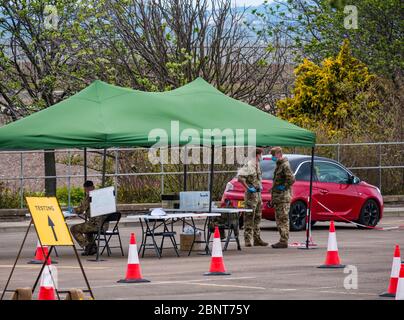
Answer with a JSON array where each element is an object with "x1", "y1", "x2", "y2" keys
[{"x1": 277, "y1": 40, "x2": 379, "y2": 139}]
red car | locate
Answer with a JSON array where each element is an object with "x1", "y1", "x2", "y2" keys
[{"x1": 220, "y1": 154, "x2": 383, "y2": 231}]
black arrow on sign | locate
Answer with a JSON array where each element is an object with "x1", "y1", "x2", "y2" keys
[{"x1": 47, "y1": 216, "x2": 58, "y2": 242}]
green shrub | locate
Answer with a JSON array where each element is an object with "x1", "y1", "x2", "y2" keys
[
  {"x1": 56, "y1": 186, "x2": 84, "y2": 206},
  {"x1": 0, "y1": 183, "x2": 46, "y2": 209},
  {"x1": 0, "y1": 183, "x2": 20, "y2": 208}
]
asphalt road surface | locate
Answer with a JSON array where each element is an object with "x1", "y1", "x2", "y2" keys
[{"x1": 1, "y1": 217, "x2": 403, "y2": 300}]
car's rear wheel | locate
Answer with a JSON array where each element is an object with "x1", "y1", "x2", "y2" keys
[
  {"x1": 358, "y1": 199, "x2": 380, "y2": 228},
  {"x1": 289, "y1": 201, "x2": 307, "y2": 231}
]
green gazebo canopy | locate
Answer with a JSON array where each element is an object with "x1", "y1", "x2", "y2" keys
[{"x1": 0, "y1": 78, "x2": 315, "y2": 150}]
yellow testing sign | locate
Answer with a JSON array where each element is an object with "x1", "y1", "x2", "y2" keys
[{"x1": 26, "y1": 197, "x2": 73, "y2": 246}]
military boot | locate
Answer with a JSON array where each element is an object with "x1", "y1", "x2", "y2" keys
[
  {"x1": 253, "y1": 238, "x2": 269, "y2": 247},
  {"x1": 244, "y1": 238, "x2": 252, "y2": 247},
  {"x1": 271, "y1": 242, "x2": 288, "y2": 249},
  {"x1": 87, "y1": 245, "x2": 98, "y2": 256},
  {"x1": 81, "y1": 245, "x2": 90, "y2": 256}
]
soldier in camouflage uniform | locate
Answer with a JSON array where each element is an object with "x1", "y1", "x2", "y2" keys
[
  {"x1": 237, "y1": 148, "x2": 268, "y2": 247},
  {"x1": 70, "y1": 181, "x2": 109, "y2": 255},
  {"x1": 270, "y1": 147, "x2": 295, "y2": 249}
]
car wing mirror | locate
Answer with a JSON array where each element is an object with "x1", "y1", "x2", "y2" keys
[{"x1": 348, "y1": 175, "x2": 360, "y2": 184}]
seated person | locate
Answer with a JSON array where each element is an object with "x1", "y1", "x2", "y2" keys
[{"x1": 70, "y1": 181, "x2": 109, "y2": 256}]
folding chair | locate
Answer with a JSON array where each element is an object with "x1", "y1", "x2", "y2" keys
[
  {"x1": 88, "y1": 212, "x2": 124, "y2": 261},
  {"x1": 208, "y1": 213, "x2": 241, "y2": 251},
  {"x1": 158, "y1": 220, "x2": 180, "y2": 257},
  {"x1": 100, "y1": 212, "x2": 124, "y2": 257},
  {"x1": 139, "y1": 218, "x2": 179, "y2": 258}
]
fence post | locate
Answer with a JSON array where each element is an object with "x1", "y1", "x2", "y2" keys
[
  {"x1": 114, "y1": 149, "x2": 119, "y2": 204},
  {"x1": 160, "y1": 149, "x2": 164, "y2": 195},
  {"x1": 337, "y1": 143, "x2": 340, "y2": 162},
  {"x1": 83, "y1": 147, "x2": 87, "y2": 182},
  {"x1": 20, "y1": 152, "x2": 23, "y2": 209},
  {"x1": 379, "y1": 144, "x2": 382, "y2": 193},
  {"x1": 183, "y1": 145, "x2": 187, "y2": 191}
]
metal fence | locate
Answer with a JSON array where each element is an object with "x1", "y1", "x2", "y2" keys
[
  {"x1": 0, "y1": 142, "x2": 403, "y2": 209},
  {"x1": 315, "y1": 142, "x2": 404, "y2": 194}
]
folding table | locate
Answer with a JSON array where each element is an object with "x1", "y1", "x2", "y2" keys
[{"x1": 127, "y1": 213, "x2": 220, "y2": 258}]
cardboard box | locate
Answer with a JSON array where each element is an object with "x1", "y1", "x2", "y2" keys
[{"x1": 180, "y1": 233, "x2": 202, "y2": 251}]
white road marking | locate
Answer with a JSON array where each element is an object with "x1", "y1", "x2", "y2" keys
[
  {"x1": 89, "y1": 281, "x2": 376, "y2": 297},
  {"x1": 192, "y1": 283, "x2": 266, "y2": 290},
  {"x1": 277, "y1": 288, "x2": 297, "y2": 291},
  {"x1": 0, "y1": 264, "x2": 108, "y2": 270},
  {"x1": 318, "y1": 290, "x2": 376, "y2": 296},
  {"x1": 90, "y1": 276, "x2": 257, "y2": 289}
]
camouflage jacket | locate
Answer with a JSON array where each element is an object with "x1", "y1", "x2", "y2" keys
[
  {"x1": 74, "y1": 195, "x2": 105, "y2": 227},
  {"x1": 271, "y1": 157, "x2": 295, "y2": 204},
  {"x1": 237, "y1": 159, "x2": 262, "y2": 191}
]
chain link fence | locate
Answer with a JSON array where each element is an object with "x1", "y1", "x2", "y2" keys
[{"x1": 0, "y1": 142, "x2": 403, "y2": 209}]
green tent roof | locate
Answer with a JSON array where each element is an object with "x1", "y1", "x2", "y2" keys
[{"x1": 0, "y1": 78, "x2": 315, "y2": 150}]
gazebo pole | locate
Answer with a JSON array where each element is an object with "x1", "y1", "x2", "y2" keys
[
  {"x1": 101, "y1": 148, "x2": 107, "y2": 187},
  {"x1": 84, "y1": 147, "x2": 87, "y2": 182},
  {"x1": 305, "y1": 146, "x2": 315, "y2": 249},
  {"x1": 208, "y1": 145, "x2": 214, "y2": 213}
]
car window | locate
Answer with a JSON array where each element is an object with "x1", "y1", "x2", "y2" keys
[
  {"x1": 295, "y1": 162, "x2": 318, "y2": 181},
  {"x1": 315, "y1": 161, "x2": 350, "y2": 184}
]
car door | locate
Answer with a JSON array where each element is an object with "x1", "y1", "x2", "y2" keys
[
  {"x1": 313, "y1": 161, "x2": 359, "y2": 218},
  {"x1": 293, "y1": 161, "x2": 322, "y2": 219}
]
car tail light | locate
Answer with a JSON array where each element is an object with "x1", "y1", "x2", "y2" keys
[{"x1": 224, "y1": 182, "x2": 234, "y2": 192}]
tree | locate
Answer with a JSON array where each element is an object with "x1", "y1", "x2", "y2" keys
[
  {"x1": 0, "y1": 0, "x2": 292, "y2": 198},
  {"x1": 77, "y1": 0, "x2": 290, "y2": 110},
  {"x1": 253, "y1": 0, "x2": 403, "y2": 87},
  {"x1": 0, "y1": 0, "x2": 91, "y2": 195},
  {"x1": 276, "y1": 40, "x2": 379, "y2": 139}
]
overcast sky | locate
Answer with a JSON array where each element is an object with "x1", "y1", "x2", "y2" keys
[
  {"x1": 234, "y1": 0, "x2": 269, "y2": 6},
  {"x1": 205, "y1": 0, "x2": 271, "y2": 8}
]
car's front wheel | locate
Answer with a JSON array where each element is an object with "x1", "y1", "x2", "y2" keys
[
  {"x1": 358, "y1": 199, "x2": 380, "y2": 228},
  {"x1": 289, "y1": 201, "x2": 307, "y2": 231}
]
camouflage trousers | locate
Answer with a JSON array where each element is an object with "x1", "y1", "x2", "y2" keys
[
  {"x1": 70, "y1": 222, "x2": 107, "y2": 248},
  {"x1": 210, "y1": 214, "x2": 239, "y2": 239},
  {"x1": 243, "y1": 192, "x2": 262, "y2": 243},
  {"x1": 274, "y1": 202, "x2": 290, "y2": 244}
]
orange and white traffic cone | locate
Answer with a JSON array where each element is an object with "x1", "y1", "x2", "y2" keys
[
  {"x1": 380, "y1": 245, "x2": 401, "y2": 297},
  {"x1": 395, "y1": 263, "x2": 404, "y2": 300},
  {"x1": 28, "y1": 240, "x2": 56, "y2": 265},
  {"x1": 117, "y1": 233, "x2": 150, "y2": 283},
  {"x1": 318, "y1": 221, "x2": 345, "y2": 268},
  {"x1": 204, "y1": 226, "x2": 231, "y2": 276},
  {"x1": 38, "y1": 265, "x2": 57, "y2": 300}
]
